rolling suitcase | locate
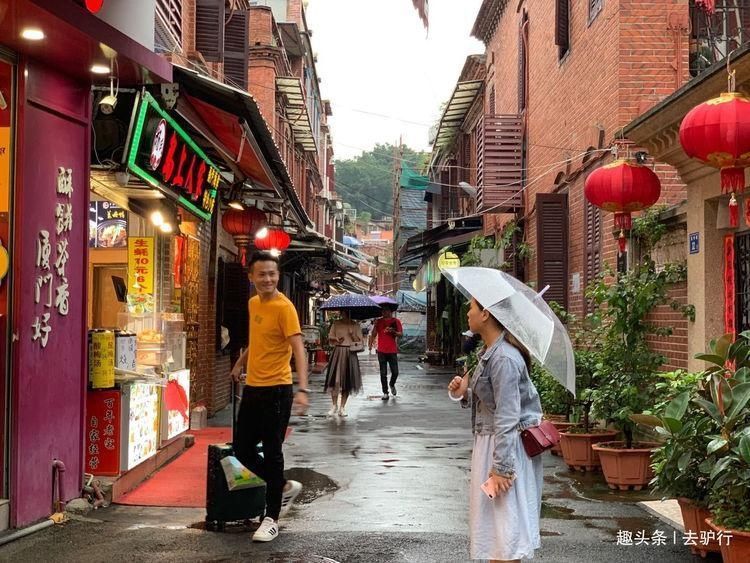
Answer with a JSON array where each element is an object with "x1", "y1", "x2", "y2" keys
[{"x1": 205, "y1": 381, "x2": 266, "y2": 531}]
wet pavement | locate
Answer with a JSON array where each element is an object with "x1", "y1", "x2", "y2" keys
[{"x1": 0, "y1": 355, "x2": 714, "y2": 562}]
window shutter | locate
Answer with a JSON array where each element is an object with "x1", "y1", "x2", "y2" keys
[
  {"x1": 489, "y1": 85, "x2": 496, "y2": 116},
  {"x1": 219, "y1": 259, "x2": 249, "y2": 352},
  {"x1": 584, "y1": 198, "x2": 601, "y2": 311},
  {"x1": 224, "y1": 9, "x2": 249, "y2": 89},
  {"x1": 196, "y1": 0, "x2": 224, "y2": 63},
  {"x1": 555, "y1": 0, "x2": 569, "y2": 50},
  {"x1": 536, "y1": 193, "x2": 569, "y2": 309},
  {"x1": 476, "y1": 115, "x2": 523, "y2": 213},
  {"x1": 518, "y1": 13, "x2": 528, "y2": 112}
]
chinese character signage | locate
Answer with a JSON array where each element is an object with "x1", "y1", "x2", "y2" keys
[
  {"x1": 89, "y1": 201, "x2": 128, "y2": 248},
  {"x1": 123, "y1": 382, "x2": 159, "y2": 470},
  {"x1": 127, "y1": 237, "x2": 155, "y2": 313},
  {"x1": 89, "y1": 330, "x2": 115, "y2": 389},
  {"x1": 689, "y1": 232, "x2": 700, "y2": 255},
  {"x1": 31, "y1": 167, "x2": 74, "y2": 349},
  {"x1": 126, "y1": 91, "x2": 220, "y2": 221},
  {"x1": 86, "y1": 390, "x2": 121, "y2": 476}
]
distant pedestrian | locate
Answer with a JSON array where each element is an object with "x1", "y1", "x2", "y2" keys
[
  {"x1": 323, "y1": 311, "x2": 364, "y2": 417},
  {"x1": 448, "y1": 298, "x2": 543, "y2": 561},
  {"x1": 368, "y1": 308, "x2": 403, "y2": 400},
  {"x1": 230, "y1": 251, "x2": 310, "y2": 543}
]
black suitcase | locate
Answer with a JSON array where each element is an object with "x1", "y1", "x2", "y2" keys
[{"x1": 205, "y1": 381, "x2": 266, "y2": 531}]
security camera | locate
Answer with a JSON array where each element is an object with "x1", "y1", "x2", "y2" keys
[
  {"x1": 635, "y1": 151, "x2": 648, "y2": 165},
  {"x1": 99, "y1": 93, "x2": 117, "y2": 115},
  {"x1": 115, "y1": 171, "x2": 130, "y2": 186}
]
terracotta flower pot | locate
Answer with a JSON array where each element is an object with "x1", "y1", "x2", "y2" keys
[
  {"x1": 677, "y1": 498, "x2": 721, "y2": 557},
  {"x1": 548, "y1": 422, "x2": 579, "y2": 456},
  {"x1": 591, "y1": 441, "x2": 659, "y2": 491},
  {"x1": 544, "y1": 414, "x2": 568, "y2": 423},
  {"x1": 559, "y1": 430, "x2": 618, "y2": 472},
  {"x1": 706, "y1": 518, "x2": 750, "y2": 563}
]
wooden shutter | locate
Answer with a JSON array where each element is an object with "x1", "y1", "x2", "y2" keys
[
  {"x1": 218, "y1": 259, "x2": 249, "y2": 352},
  {"x1": 489, "y1": 85, "x2": 496, "y2": 116},
  {"x1": 518, "y1": 13, "x2": 527, "y2": 112},
  {"x1": 556, "y1": 0, "x2": 569, "y2": 50},
  {"x1": 224, "y1": 9, "x2": 249, "y2": 89},
  {"x1": 536, "y1": 193, "x2": 569, "y2": 309},
  {"x1": 584, "y1": 198, "x2": 601, "y2": 311},
  {"x1": 196, "y1": 0, "x2": 224, "y2": 62},
  {"x1": 476, "y1": 115, "x2": 524, "y2": 212}
]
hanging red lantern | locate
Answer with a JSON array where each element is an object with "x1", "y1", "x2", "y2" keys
[
  {"x1": 254, "y1": 228, "x2": 291, "y2": 252},
  {"x1": 679, "y1": 90, "x2": 750, "y2": 228},
  {"x1": 221, "y1": 206, "x2": 267, "y2": 265},
  {"x1": 584, "y1": 158, "x2": 662, "y2": 254}
]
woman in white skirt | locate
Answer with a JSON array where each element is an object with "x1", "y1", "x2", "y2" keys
[
  {"x1": 449, "y1": 298, "x2": 544, "y2": 562},
  {"x1": 323, "y1": 311, "x2": 364, "y2": 417}
]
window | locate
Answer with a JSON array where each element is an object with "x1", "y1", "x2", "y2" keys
[
  {"x1": 536, "y1": 193, "x2": 569, "y2": 310},
  {"x1": 590, "y1": 0, "x2": 604, "y2": 23},
  {"x1": 518, "y1": 11, "x2": 528, "y2": 112},
  {"x1": 556, "y1": 0, "x2": 570, "y2": 59},
  {"x1": 223, "y1": 9, "x2": 249, "y2": 89},
  {"x1": 195, "y1": 0, "x2": 225, "y2": 62},
  {"x1": 489, "y1": 85, "x2": 496, "y2": 116},
  {"x1": 584, "y1": 198, "x2": 601, "y2": 311}
]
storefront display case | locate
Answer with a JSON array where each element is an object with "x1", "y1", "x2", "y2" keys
[{"x1": 117, "y1": 311, "x2": 186, "y2": 370}]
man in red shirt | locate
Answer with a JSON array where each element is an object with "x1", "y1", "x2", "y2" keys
[{"x1": 368, "y1": 308, "x2": 403, "y2": 400}]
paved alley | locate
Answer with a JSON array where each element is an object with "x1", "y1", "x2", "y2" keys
[{"x1": 0, "y1": 355, "x2": 706, "y2": 562}]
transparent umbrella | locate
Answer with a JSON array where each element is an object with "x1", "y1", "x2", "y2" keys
[{"x1": 442, "y1": 267, "x2": 575, "y2": 395}]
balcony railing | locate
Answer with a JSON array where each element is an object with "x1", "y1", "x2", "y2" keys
[
  {"x1": 155, "y1": 0, "x2": 183, "y2": 52},
  {"x1": 690, "y1": 0, "x2": 750, "y2": 77},
  {"x1": 475, "y1": 114, "x2": 524, "y2": 213}
]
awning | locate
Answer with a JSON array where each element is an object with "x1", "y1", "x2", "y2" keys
[
  {"x1": 173, "y1": 65, "x2": 310, "y2": 228},
  {"x1": 276, "y1": 77, "x2": 317, "y2": 153},
  {"x1": 399, "y1": 215, "x2": 483, "y2": 266},
  {"x1": 432, "y1": 81, "x2": 483, "y2": 151}
]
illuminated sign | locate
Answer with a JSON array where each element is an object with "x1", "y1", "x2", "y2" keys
[
  {"x1": 437, "y1": 251, "x2": 460, "y2": 271},
  {"x1": 128, "y1": 237, "x2": 155, "y2": 313},
  {"x1": 86, "y1": 0, "x2": 104, "y2": 13},
  {"x1": 127, "y1": 91, "x2": 220, "y2": 221}
]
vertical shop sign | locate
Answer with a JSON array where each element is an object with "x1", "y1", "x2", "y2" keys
[
  {"x1": 725, "y1": 234, "x2": 736, "y2": 337},
  {"x1": 89, "y1": 330, "x2": 115, "y2": 389},
  {"x1": 31, "y1": 167, "x2": 73, "y2": 348},
  {"x1": 127, "y1": 237, "x2": 154, "y2": 313},
  {"x1": 85, "y1": 390, "x2": 121, "y2": 476}
]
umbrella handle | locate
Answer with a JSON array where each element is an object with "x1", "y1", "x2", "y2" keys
[{"x1": 537, "y1": 285, "x2": 550, "y2": 298}]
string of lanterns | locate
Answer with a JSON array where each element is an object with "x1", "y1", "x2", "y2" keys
[{"x1": 220, "y1": 205, "x2": 291, "y2": 265}]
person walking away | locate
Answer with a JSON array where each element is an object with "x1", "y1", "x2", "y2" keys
[
  {"x1": 323, "y1": 311, "x2": 364, "y2": 417},
  {"x1": 230, "y1": 251, "x2": 310, "y2": 543},
  {"x1": 448, "y1": 298, "x2": 543, "y2": 562},
  {"x1": 368, "y1": 308, "x2": 403, "y2": 400}
]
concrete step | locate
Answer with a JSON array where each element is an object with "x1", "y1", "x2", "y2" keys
[{"x1": 0, "y1": 499, "x2": 9, "y2": 531}]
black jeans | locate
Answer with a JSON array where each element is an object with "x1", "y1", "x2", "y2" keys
[
  {"x1": 234, "y1": 384, "x2": 293, "y2": 520},
  {"x1": 377, "y1": 352, "x2": 399, "y2": 393}
]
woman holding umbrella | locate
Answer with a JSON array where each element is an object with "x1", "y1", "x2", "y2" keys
[{"x1": 445, "y1": 267, "x2": 575, "y2": 562}]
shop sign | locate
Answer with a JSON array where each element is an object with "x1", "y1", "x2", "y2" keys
[
  {"x1": 32, "y1": 167, "x2": 74, "y2": 349},
  {"x1": 0, "y1": 240, "x2": 8, "y2": 284},
  {"x1": 689, "y1": 232, "x2": 700, "y2": 255},
  {"x1": 89, "y1": 330, "x2": 115, "y2": 389},
  {"x1": 123, "y1": 382, "x2": 159, "y2": 470},
  {"x1": 127, "y1": 237, "x2": 155, "y2": 312},
  {"x1": 85, "y1": 390, "x2": 121, "y2": 476},
  {"x1": 126, "y1": 91, "x2": 220, "y2": 221},
  {"x1": 89, "y1": 201, "x2": 128, "y2": 248},
  {"x1": 437, "y1": 251, "x2": 460, "y2": 271},
  {"x1": 0, "y1": 125, "x2": 9, "y2": 214}
]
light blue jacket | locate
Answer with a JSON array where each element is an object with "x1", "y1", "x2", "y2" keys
[{"x1": 463, "y1": 334, "x2": 542, "y2": 477}]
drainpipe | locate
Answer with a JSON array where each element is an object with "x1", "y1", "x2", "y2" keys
[
  {"x1": 0, "y1": 519, "x2": 55, "y2": 547},
  {"x1": 52, "y1": 459, "x2": 66, "y2": 513}
]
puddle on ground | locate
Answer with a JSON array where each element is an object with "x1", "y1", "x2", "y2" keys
[
  {"x1": 207, "y1": 555, "x2": 340, "y2": 563},
  {"x1": 540, "y1": 530, "x2": 563, "y2": 537},
  {"x1": 549, "y1": 469, "x2": 657, "y2": 503},
  {"x1": 284, "y1": 467, "x2": 339, "y2": 504},
  {"x1": 540, "y1": 501, "x2": 581, "y2": 520}
]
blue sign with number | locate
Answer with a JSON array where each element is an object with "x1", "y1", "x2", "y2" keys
[{"x1": 689, "y1": 232, "x2": 700, "y2": 254}]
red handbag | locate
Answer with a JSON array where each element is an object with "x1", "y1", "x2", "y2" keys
[{"x1": 520, "y1": 420, "x2": 561, "y2": 457}]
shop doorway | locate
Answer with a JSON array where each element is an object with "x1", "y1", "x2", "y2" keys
[
  {"x1": 92, "y1": 265, "x2": 127, "y2": 328},
  {"x1": 735, "y1": 231, "x2": 750, "y2": 333},
  {"x1": 0, "y1": 57, "x2": 14, "y2": 504}
]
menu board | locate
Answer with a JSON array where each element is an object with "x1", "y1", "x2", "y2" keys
[
  {"x1": 89, "y1": 201, "x2": 128, "y2": 248},
  {"x1": 123, "y1": 382, "x2": 160, "y2": 470},
  {"x1": 86, "y1": 390, "x2": 121, "y2": 476}
]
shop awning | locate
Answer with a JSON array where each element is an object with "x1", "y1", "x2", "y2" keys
[
  {"x1": 172, "y1": 65, "x2": 311, "y2": 228},
  {"x1": 432, "y1": 81, "x2": 483, "y2": 151},
  {"x1": 1, "y1": 0, "x2": 171, "y2": 84},
  {"x1": 399, "y1": 215, "x2": 483, "y2": 266},
  {"x1": 276, "y1": 77, "x2": 317, "y2": 153}
]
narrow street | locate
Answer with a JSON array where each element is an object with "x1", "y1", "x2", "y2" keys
[{"x1": 0, "y1": 356, "x2": 702, "y2": 562}]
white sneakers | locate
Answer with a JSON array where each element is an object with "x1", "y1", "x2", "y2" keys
[
  {"x1": 327, "y1": 406, "x2": 337, "y2": 418},
  {"x1": 252, "y1": 517, "x2": 278, "y2": 542},
  {"x1": 279, "y1": 479, "x2": 303, "y2": 518},
  {"x1": 338, "y1": 407, "x2": 348, "y2": 417},
  {"x1": 252, "y1": 480, "x2": 303, "y2": 542}
]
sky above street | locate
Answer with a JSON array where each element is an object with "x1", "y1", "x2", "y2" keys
[{"x1": 306, "y1": 0, "x2": 484, "y2": 160}]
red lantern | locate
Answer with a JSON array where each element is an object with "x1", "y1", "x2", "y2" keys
[
  {"x1": 584, "y1": 159, "x2": 662, "y2": 253},
  {"x1": 221, "y1": 206, "x2": 267, "y2": 265},
  {"x1": 680, "y1": 91, "x2": 750, "y2": 227},
  {"x1": 254, "y1": 228, "x2": 291, "y2": 252}
]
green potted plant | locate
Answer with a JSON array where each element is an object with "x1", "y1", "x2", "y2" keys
[
  {"x1": 691, "y1": 333, "x2": 750, "y2": 562},
  {"x1": 530, "y1": 362, "x2": 577, "y2": 456},
  {"x1": 587, "y1": 211, "x2": 694, "y2": 489}
]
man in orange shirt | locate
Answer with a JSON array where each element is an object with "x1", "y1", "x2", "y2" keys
[{"x1": 231, "y1": 251, "x2": 309, "y2": 542}]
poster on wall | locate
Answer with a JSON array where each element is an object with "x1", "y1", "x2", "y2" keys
[
  {"x1": 127, "y1": 236, "x2": 154, "y2": 313},
  {"x1": 89, "y1": 201, "x2": 128, "y2": 248},
  {"x1": 121, "y1": 382, "x2": 159, "y2": 471},
  {"x1": 86, "y1": 390, "x2": 121, "y2": 476}
]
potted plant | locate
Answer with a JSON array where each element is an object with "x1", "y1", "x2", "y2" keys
[
  {"x1": 587, "y1": 211, "x2": 694, "y2": 489},
  {"x1": 692, "y1": 333, "x2": 750, "y2": 562},
  {"x1": 530, "y1": 362, "x2": 577, "y2": 456}
]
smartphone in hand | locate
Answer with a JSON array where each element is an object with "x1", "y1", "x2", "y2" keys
[{"x1": 481, "y1": 477, "x2": 496, "y2": 500}]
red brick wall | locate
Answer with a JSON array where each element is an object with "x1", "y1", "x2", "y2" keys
[
  {"x1": 646, "y1": 281, "x2": 689, "y2": 371},
  {"x1": 483, "y1": 0, "x2": 691, "y2": 365}
]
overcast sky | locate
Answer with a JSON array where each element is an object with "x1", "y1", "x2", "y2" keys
[{"x1": 306, "y1": 0, "x2": 485, "y2": 160}]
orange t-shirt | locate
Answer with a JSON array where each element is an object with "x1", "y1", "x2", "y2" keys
[{"x1": 246, "y1": 292, "x2": 302, "y2": 386}]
